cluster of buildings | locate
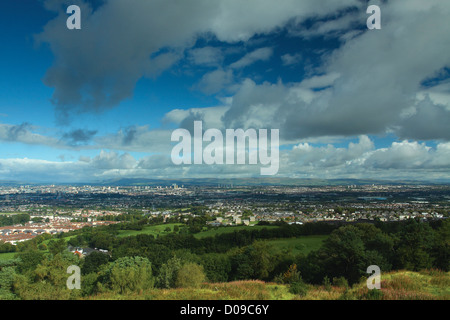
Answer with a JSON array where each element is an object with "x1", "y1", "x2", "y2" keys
[
  {"x1": 0, "y1": 184, "x2": 448, "y2": 245},
  {"x1": 0, "y1": 219, "x2": 118, "y2": 245}
]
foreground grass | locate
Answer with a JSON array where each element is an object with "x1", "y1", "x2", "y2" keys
[
  {"x1": 344, "y1": 269, "x2": 450, "y2": 300},
  {"x1": 89, "y1": 280, "x2": 296, "y2": 300},
  {"x1": 88, "y1": 270, "x2": 449, "y2": 300}
]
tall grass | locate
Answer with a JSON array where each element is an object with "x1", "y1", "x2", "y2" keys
[
  {"x1": 349, "y1": 270, "x2": 449, "y2": 300},
  {"x1": 85, "y1": 270, "x2": 449, "y2": 300}
]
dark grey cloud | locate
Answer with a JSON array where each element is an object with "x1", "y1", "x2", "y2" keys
[
  {"x1": 395, "y1": 97, "x2": 450, "y2": 141},
  {"x1": 0, "y1": 122, "x2": 61, "y2": 147},
  {"x1": 61, "y1": 129, "x2": 98, "y2": 145},
  {"x1": 36, "y1": 0, "x2": 360, "y2": 122},
  {"x1": 220, "y1": 1, "x2": 450, "y2": 142},
  {"x1": 121, "y1": 126, "x2": 137, "y2": 146},
  {"x1": 5, "y1": 123, "x2": 31, "y2": 141}
]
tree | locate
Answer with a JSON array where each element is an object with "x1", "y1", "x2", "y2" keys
[
  {"x1": 48, "y1": 238, "x2": 67, "y2": 256},
  {"x1": 394, "y1": 220, "x2": 435, "y2": 271},
  {"x1": 156, "y1": 256, "x2": 182, "y2": 289},
  {"x1": 175, "y1": 263, "x2": 206, "y2": 288},
  {"x1": 90, "y1": 231, "x2": 114, "y2": 251},
  {"x1": 431, "y1": 219, "x2": 450, "y2": 271},
  {"x1": 199, "y1": 253, "x2": 231, "y2": 283},
  {"x1": 229, "y1": 241, "x2": 276, "y2": 281},
  {"x1": 81, "y1": 251, "x2": 110, "y2": 275},
  {"x1": 13, "y1": 254, "x2": 81, "y2": 300},
  {"x1": 0, "y1": 266, "x2": 16, "y2": 299},
  {"x1": 0, "y1": 242, "x2": 16, "y2": 254},
  {"x1": 313, "y1": 225, "x2": 368, "y2": 285},
  {"x1": 100, "y1": 256, "x2": 154, "y2": 294},
  {"x1": 281, "y1": 264, "x2": 301, "y2": 284},
  {"x1": 15, "y1": 250, "x2": 45, "y2": 274}
]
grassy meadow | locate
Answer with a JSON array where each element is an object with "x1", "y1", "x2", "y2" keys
[{"x1": 87, "y1": 270, "x2": 449, "y2": 300}]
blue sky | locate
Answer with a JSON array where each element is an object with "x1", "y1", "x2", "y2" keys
[{"x1": 1, "y1": 0, "x2": 450, "y2": 183}]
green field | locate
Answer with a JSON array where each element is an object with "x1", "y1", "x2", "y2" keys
[
  {"x1": 193, "y1": 225, "x2": 280, "y2": 239},
  {"x1": 117, "y1": 223, "x2": 185, "y2": 238},
  {"x1": 266, "y1": 235, "x2": 328, "y2": 255},
  {"x1": 194, "y1": 225, "x2": 327, "y2": 255},
  {"x1": 0, "y1": 252, "x2": 17, "y2": 261}
]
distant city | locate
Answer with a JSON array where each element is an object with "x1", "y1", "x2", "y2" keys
[{"x1": 1, "y1": 182, "x2": 448, "y2": 245}]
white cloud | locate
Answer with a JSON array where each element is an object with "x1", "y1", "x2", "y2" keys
[
  {"x1": 188, "y1": 46, "x2": 224, "y2": 67},
  {"x1": 280, "y1": 138, "x2": 450, "y2": 180},
  {"x1": 90, "y1": 150, "x2": 137, "y2": 169},
  {"x1": 281, "y1": 53, "x2": 302, "y2": 66},
  {"x1": 195, "y1": 68, "x2": 235, "y2": 95},
  {"x1": 229, "y1": 47, "x2": 274, "y2": 69},
  {"x1": 1, "y1": 137, "x2": 449, "y2": 182},
  {"x1": 163, "y1": 106, "x2": 229, "y2": 131}
]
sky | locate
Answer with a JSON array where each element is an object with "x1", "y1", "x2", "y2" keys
[{"x1": 0, "y1": 0, "x2": 450, "y2": 183}]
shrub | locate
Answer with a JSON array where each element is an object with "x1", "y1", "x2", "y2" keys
[
  {"x1": 176, "y1": 263, "x2": 206, "y2": 288},
  {"x1": 289, "y1": 281, "x2": 308, "y2": 297},
  {"x1": 333, "y1": 276, "x2": 349, "y2": 289},
  {"x1": 283, "y1": 264, "x2": 301, "y2": 284},
  {"x1": 100, "y1": 256, "x2": 154, "y2": 294},
  {"x1": 323, "y1": 276, "x2": 332, "y2": 291},
  {"x1": 365, "y1": 288, "x2": 384, "y2": 300}
]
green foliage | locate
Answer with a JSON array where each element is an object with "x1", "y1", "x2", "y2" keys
[
  {"x1": 281, "y1": 264, "x2": 302, "y2": 284},
  {"x1": 15, "y1": 250, "x2": 45, "y2": 274},
  {"x1": 0, "y1": 219, "x2": 447, "y2": 300},
  {"x1": 13, "y1": 254, "x2": 81, "y2": 300},
  {"x1": 0, "y1": 266, "x2": 17, "y2": 300},
  {"x1": 0, "y1": 242, "x2": 16, "y2": 254},
  {"x1": 16, "y1": 239, "x2": 38, "y2": 252},
  {"x1": 156, "y1": 256, "x2": 182, "y2": 289},
  {"x1": 229, "y1": 241, "x2": 276, "y2": 281},
  {"x1": 365, "y1": 288, "x2": 384, "y2": 300},
  {"x1": 289, "y1": 281, "x2": 308, "y2": 296},
  {"x1": 320, "y1": 225, "x2": 368, "y2": 284},
  {"x1": 90, "y1": 231, "x2": 115, "y2": 251},
  {"x1": 99, "y1": 256, "x2": 154, "y2": 294},
  {"x1": 79, "y1": 272, "x2": 98, "y2": 297},
  {"x1": 175, "y1": 263, "x2": 206, "y2": 288},
  {"x1": 0, "y1": 214, "x2": 30, "y2": 227},
  {"x1": 81, "y1": 251, "x2": 110, "y2": 275},
  {"x1": 299, "y1": 224, "x2": 393, "y2": 285},
  {"x1": 332, "y1": 276, "x2": 349, "y2": 289},
  {"x1": 323, "y1": 276, "x2": 332, "y2": 291},
  {"x1": 199, "y1": 253, "x2": 231, "y2": 283},
  {"x1": 47, "y1": 238, "x2": 67, "y2": 256},
  {"x1": 431, "y1": 219, "x2": 450, "y2": 271},
  {"x1": 394, "y1": 219, "x2": 435, "y2": 271}
]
